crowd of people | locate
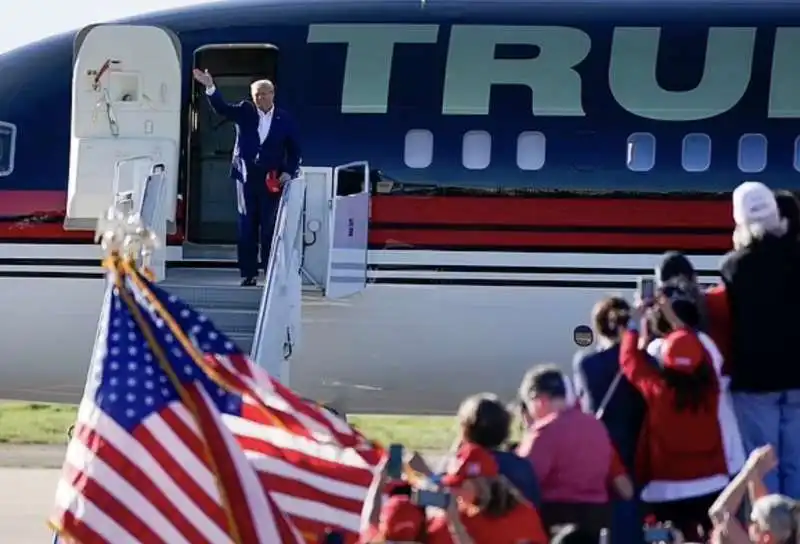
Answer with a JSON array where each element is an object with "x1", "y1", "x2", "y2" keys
[{"x1": 350, "y1": 181, "x2": 800, "y2": 544}]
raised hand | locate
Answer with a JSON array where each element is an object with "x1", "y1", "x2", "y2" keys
[{"x1": 192, "y1": 68, "x2": 214, "y2": 88}]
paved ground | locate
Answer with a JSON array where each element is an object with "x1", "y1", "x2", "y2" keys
[{"x1": 0, "y1": 445, "x2": 446, "y2": 543}]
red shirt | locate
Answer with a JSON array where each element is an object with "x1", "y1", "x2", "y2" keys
[
  {"x1": 620, "y1": 330, "x2": 728, "y2": 484},
  {"x1": 426, "y1": 503, "x2": 547, "y2": 544},
  {"x1": 517, "y1": 407, "x2": 617, "y2": 503},
  {"x1": 704, "y1": 286, "x2": 732, "y2": 375}
]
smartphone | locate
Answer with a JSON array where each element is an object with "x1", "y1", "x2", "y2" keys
[
  {"x1": 637, "y1": 276, "x2": 656, "y2": 303},
  {"x1": 411, "y1": 488, "x2": 451, "y2": 509},
  {"x1": 643, "y1": 526, "x2": 673, "y2": 543},
  {"x1": 387, "y1": 444, "x2": 404, "y2": 480}
]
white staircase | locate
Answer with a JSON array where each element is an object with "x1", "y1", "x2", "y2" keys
[{"x1": 160, "y1": 262, "x2": 262, "y2": 353}]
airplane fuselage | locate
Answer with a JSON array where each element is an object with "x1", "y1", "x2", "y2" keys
[{"x1": 0, "y1": 0, "x2": 797, "y2": 413}]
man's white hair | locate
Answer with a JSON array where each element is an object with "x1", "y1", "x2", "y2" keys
[
  {"x1": 250, "y1": 79, "x2": 274, "y2": 93},
  {"x1": 733, "y1": 218, "x2": 788, "y2": 249}
]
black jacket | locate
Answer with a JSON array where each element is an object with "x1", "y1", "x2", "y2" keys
[{"x1": 720, "y1": 235, "x2": 800, "y2": 392}]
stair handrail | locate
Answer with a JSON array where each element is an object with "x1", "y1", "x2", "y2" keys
[
  {"x1": 111, "y1": 156, "x2": 167, "y2": 281},
  {"x1": 250, "y1": 173, "x2": 307, "y2": 384}
]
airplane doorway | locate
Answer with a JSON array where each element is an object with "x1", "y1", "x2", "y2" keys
[{"x1": 187, "y1": 44, "x2": 279, "y2": 244}]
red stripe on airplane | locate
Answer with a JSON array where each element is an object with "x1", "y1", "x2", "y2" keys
[
  {"x1": 370, "y1": 196, "x2": 734, "y2": 228},
  {"x1": 368, "y1": 229, "x2": 731, "y2": 251},
  {"x1": 0, "y1": 191, "x2": 183, "y2": 243}
]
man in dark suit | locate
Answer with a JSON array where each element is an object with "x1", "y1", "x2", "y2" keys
[{"x1": 192, "y1": 68, "x2": 302, "y2": 286}]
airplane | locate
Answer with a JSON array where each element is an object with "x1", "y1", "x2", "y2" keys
[{"x1": 0, "y1": 0, "x2": 795, "y2": 414}]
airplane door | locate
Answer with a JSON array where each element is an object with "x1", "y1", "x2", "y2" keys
[
  {"x1": 325, "y1": 162, "x2": 370, "y2": 298},
  {"x1": 65, "y1": 24, "x2": 181, "y2": 230}
]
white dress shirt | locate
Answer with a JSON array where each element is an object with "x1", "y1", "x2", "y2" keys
[{"x1": 205, "y1": 85, "x2": 273, "y2": 143}]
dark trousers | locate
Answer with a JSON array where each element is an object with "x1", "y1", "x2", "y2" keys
[
  {"x1": 540, "y1": 501, "x2": 613, "y2": 539},
  {"x1": 645, "y1": 491, "x2": 719, "y2": 542},
  {"x1": 236, "y1": 168, "x2": 280, "y2": 278}
]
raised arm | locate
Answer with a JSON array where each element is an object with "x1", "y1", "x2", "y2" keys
[
  {"x1": 192, "y1": 68, "x2": 247, "y2": 122},
  {"x1": 620, "y1": 316, "x2": 664, "y2": 398}
]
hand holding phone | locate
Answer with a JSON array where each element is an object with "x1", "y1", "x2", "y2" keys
[
  {"x1": 643, "y1": 525, "x2": 674, "y2": 543},
  {"x1": 637, "y1": 276, "x2": 656, "y2": 304},
  {"x1": 387, "y1": 444, "x2": 404, "y2": 480},
  {"x1": 411, "y1": 488, "x2": 451, "y2": 509}
]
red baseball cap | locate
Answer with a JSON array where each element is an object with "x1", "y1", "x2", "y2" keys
[
  {"x1": 662, "y1": 329, "x2": 707, "y2": 373},
  {"x1": 378, "y1": 496, "x2": 425, "y2": 540},
  {"x1": 441, "y1": 443, "x2": 499, "y2": 487}
]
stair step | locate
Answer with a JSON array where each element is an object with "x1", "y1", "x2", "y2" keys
[
  {"x1": 228, "y1": 333, "x2": 254, "y2": 354},
  {"x1": 160, "y1": 282, "x2": 261, "y2": 311},
  {"x1": 200, "y1": 307, "x2": 259, "y2": 334}
]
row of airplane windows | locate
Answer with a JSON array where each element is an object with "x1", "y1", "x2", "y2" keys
[{"x1": 403, "y1": 130, "x2": 800, "y2": 173}]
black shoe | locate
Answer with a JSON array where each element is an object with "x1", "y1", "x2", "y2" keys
[{"x1": 241, "y1": 277, "x2": 257, "y2": 287}]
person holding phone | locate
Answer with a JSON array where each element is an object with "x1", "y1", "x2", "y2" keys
[
  {"x1": 621, "y1": 297, "x2": 730, "y2": 541},
  {"x1": 572, "y1": 296, "x2": 648, "y2": 544}
]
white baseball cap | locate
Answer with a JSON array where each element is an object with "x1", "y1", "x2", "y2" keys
[{"x1": 732, "y1": 181, "x2": 780, "y2": 227}]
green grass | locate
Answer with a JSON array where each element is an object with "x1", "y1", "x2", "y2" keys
[
  {"x1": 0, "y1": 402, "x2": 77, "y2": 444},
  {"x1": 0, "y1": 402, "x2": 461, "y2": 451}
]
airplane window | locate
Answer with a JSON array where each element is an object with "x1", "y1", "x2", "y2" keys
[
  {"x1": 0, "y1": 122, "x2": 17, "y2": 176},
  {"x1": 404, "y1": 129, "x2": 433, "y2": 169},
  {"x1": 795, "y1": 136, "x2": 800, "y2": 172},
  {"x1": 681, "y1": 133, "x2": 711, "y2": 172},
  {"x1": 626, "y1": 133, "x2": 655, "y2": 172},
  {"x1": 738, "y1": 133, "x2": 767, "y2": 173},
  {"x1": 462, "y1": 130, "x2": 491, "y2": 170},
  {"x1": 517, "y1": 131, "x2": 546, "y2": 171}
]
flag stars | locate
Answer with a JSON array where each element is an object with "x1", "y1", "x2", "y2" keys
[
  {"x1": 145, "y1": 381, "x2": 154, "y2": 390},
  {"x1": 128, "y1": 362, "x2": 137, "y2": 371},
  {"x1": 110, "y1": 362, "x2": 119, "y2": 371}
]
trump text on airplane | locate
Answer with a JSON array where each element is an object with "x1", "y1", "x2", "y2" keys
[{"x1": 308, "y1": 24, "x2": 800, "y2": 120}]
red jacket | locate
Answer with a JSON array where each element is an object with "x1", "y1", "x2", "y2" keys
[
  {"x1": 620, "y1": 331, "x2": 728, "y2": 485},
  {"x1": 704, "y1": 286, "x2": 732, "y2": 375}
]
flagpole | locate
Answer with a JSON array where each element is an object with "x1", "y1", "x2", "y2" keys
[{"x1": 113, "y1": 260, "x2": 245, "y2": 544}]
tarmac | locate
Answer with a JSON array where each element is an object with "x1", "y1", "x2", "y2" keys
[
  {"x1": 0, "y1": 444, "x2": 446, "y2": 543},
  {"x1": 0, "y1": 445, "x2": 65, "y2": 543}
]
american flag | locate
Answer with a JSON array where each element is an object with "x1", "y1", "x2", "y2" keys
[
  {"x1": 129, "y1": 266, "x2": 383, "y2": 541},
  {"x1": 49, "y1": 269, "x2": 302, "y2": 543},
  {"x1": 52, "y1": 262, "x2": 382, "y2": 542}
]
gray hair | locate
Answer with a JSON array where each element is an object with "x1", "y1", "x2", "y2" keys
[
  {"x1": 751, "y1": 494, "x2": 800, "y2": 543},
  {"x1": 733, "y1": 217, "x2": 788, "y2": 249},
  {"x1": 250, "y1": 79, "x2": 274, "y2": 94}
]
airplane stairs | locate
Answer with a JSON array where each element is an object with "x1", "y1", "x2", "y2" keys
[{"x1": 161, "y1": 247, "x2": 262, "y2": 354}]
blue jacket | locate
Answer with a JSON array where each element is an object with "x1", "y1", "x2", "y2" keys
[
  {"x1": 573, "y1": 344, "x2": 647, "y2": 473},
  {"x1": 492, "y1": 450, "x2": 541, "y2": 507},
  {"x1": 206, "y1": 89, "x2": 301, "y2": 181}
]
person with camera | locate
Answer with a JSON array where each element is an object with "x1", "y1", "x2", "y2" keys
[
  {"x1": 573, "y1": 296, "x2": 648, "y2": 544},
  {"x1": 621, "y1": 295, "x2": 730, "y2": 541},
  {"x1": 359, "y1": 394, "x2": 546, "y2": 544},
  {"x1": 709, "y1": 444, "x2": 800, "y2": 544}
]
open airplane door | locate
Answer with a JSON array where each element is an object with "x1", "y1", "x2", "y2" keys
[
  {"x1": 325, "y1": 162, "x2": 370, "y2": 298},
  {"x1": 65, "y1": 24, "x2": 181, "y2": 230}
]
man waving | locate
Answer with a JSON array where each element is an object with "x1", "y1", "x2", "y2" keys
[{"x1": 193, "y1": 68, "x2": 302, "y2": 286}]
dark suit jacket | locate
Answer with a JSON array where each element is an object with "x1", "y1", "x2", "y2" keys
[
  {"x1": 206, "y1": 89, "x2": 301, "y2": 182},
  {"x1": 572, "y1": 345, "x2": 647, "y2": 473}
]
